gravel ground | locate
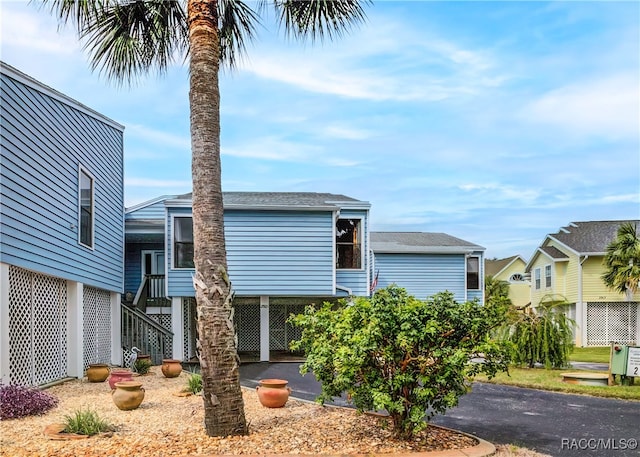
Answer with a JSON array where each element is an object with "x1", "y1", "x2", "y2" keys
[{"x1": 0, "y1": 367, "x2": 548, "y2": 457}]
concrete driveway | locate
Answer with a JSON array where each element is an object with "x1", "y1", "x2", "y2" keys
[{"x1": 239, "y1": 362, "x2": 640, "y2": 457}]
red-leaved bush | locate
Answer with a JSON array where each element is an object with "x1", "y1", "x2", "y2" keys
[{"x1": 0, "y1": 384, "x2": 59, "y2": 420}]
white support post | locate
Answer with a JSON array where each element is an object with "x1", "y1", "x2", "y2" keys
[
  {"x1": 111, "y1": 292, "x2": 122, "y2": 366},
  {"x1": 260, "y1": 296, "x2": 270, "y2": 362},
  {"x1": 575, "y1": 301, "x2": 584, "y2": 347},
  {"x1": 171, "y1": 297, "x2": 184, "y2": 361},
  {"x1": 0, "y1": 264, "x2": 10, "y2": 384},
  {"x1": 66, "y1": 281, "x2": 84, "y2": 378}
]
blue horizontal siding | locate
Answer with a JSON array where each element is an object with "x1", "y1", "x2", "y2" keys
[
  {"x1": 373, "y1": 253, "x2": 466, "y2": 301},
  {"x1": 126, "y1": 200, "x2": 167, "y2": 220},
  {"x1": 166, "y1": 209, "x2": 335, "y2": 297},
  {"x1": 0, "y1": 70, "x2": 124, "y2": 292},
  {"x1": 124, "y1": 242, "x2": 164, "y2": 295}
]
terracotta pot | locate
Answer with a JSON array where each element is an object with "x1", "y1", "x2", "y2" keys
[
  {"x1": 136, "y1": 354, "x2": 151, "y2": 364},
  {"x1": 161, "y1": 359, "x2": 183, "y2": 378},
  {"x1": 256, "y1": 379, "x2": 291, "y2": 408},
  {"x1": 112, "y1": 381, "x2": 145, "y2": 411},
  {"x1": 86, "y1": 364, "x2": 110, "y2": 382},
  {"x1": 108, "y1": 369, "x2": 133, "y2": 389}
]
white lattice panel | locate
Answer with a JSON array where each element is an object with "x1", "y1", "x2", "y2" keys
[
  {"x1": 183, "y1": 298, "x2": 197, "y2": 360},
  {"x1": 587, "y1": 302, "x2": 638, "y2": 346},
  {"x1": 269, "y1": 304, "x2": 306, "y2": 351},
  {"x1": 234, "y1": 304, "x2": 260, "y2": 351},
  {"x1": 8, "y1": 266, "x2": 67, "y2": 386},
  {"x1": 83, "y1": 287, "x2": 112, "y2": 368},
  {"x1": 149, "y1": 313, "x2": 173, "y2": 359}
]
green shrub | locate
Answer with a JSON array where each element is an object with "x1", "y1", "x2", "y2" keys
[
  {"x1": 63, "y1": 408, "x2": 115, "y2": 436},
  {"x1": 133, "y1": 359, "x2": 153, "y2": 375},
  {"x1": 185, "y1": 372, "x2": 202, "y2": 394},
  {"x1": 290, "y1": 285, "x2": 511, "y2": 439},
  {"x1": 503, "y1": 300, "x2": 574, "y2": 369}
]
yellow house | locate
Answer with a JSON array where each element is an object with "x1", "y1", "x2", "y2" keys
[
  {"x1": 485, "y1": 255, "x2": 530, "y2": 308},
  {"x1": 525, "y1": 220, "x2": 640, "y2": 347}
]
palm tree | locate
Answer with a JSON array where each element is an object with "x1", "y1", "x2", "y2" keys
[
  {"x1": 602, "y1": 222, "x2": 640, "y2": 299},
  {"x1": 484, "y1": 275, "x2": 511, "y2": 305},
  {"x1": 42, "y1": 0, "x2": 368, "y2": 436}
]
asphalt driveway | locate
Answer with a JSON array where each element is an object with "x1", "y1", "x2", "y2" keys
[{"x1": 239, "y1": 362, "x2": 640, "y2": 457}]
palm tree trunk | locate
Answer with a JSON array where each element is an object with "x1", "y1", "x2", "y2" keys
[{"x1": 187, "y1": 0, "x2": 247, "y2": 437}]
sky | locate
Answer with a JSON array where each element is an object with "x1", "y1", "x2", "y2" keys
[{"x1": 1, "y1": 1, "x2": 639, "y2": 260}]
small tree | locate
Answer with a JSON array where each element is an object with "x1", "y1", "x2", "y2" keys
[
  {"x1": 485, "y1": 275, "x2": 512, "y2": 305},
  {"x1": 290, "y1": 285, "x2": 511, "y2": 440},
  {"x1": 602, "y1": 222, "x2": 640, "y2": 299},
  {"x1": 504, "y1": 295, "x2": 574, "y2": 369}
]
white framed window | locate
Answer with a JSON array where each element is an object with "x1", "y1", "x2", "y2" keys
[
  {"x1": 466, "y1": 256, "x2": 480, "y2": 290},
  {"x1": 173, "y1": 216, "x2": 194, "y2": 269},
  {"x1": 336, "y1": 218, "x2": 362, "y2": 269},
  {"x1": 78, "y1": 166, "x2": 94, "y2": 248},
  {"x1": 545, "y1": 264, "x2": 552, "y2": 288},
  {"x1": 534, "y1": 268, "x2": 541, "y2": 290}
]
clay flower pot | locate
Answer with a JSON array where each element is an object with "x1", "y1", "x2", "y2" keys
[
  {"x1": 256, "y1": 379, "x2": 291, "y2": 408},
  {"x1": 112, "y1": 381, "x2": 145, "y2": 410},
  {"x1": 86, "y1": 364, "x2": 110, "y2": 383},
  {"x1": 108, "y1": 369, "x2": 133, "y2": 389},
  {"x1": 161, "y1": 359, "x2": 183, "y2": 378}
]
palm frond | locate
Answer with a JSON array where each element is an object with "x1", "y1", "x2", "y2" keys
[
  {"x1": 219, "y1": 0, "x2": 260, "y2": 69},
  {"x1": 273, "y1": 0, "x2": 369, "y2": 42}
]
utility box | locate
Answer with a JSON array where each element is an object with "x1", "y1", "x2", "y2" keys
[
  {"x1": 627, "y1": 346, "x2": 640, "y2": 377},
  {"x1": 610, "y1": 344, "x2": 629, "y2": 375}
]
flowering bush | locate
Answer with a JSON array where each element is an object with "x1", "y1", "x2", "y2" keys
[{"x1": 0, "y1": 384, "x2": 59, "y2": 420}]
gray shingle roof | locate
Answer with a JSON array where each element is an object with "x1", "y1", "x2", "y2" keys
[
  {"x1": 549, "y1": 220, "x2": 640, "y2": 254},
  {"x1": 174, "y1": 192, "x2": 365, "y2": 208},
  {"x1": 371, "y1": 232, "x2": 484, "y2": 254},
  {"x1": 539, "y1": 245, "x2": 569, "y2": 260}
]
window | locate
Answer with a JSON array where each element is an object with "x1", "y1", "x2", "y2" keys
[
  {"x1": 79, "y1": 168, "x2": 94, "y2": 248},
  {"x1": 534, "y1": 268, "x2": 541, "y2": 290},
  {"x1": 466, "y1": 256, "x2": 480, "y2": 290},
  {"x1": 336, "y1": 218, "x2": 361, "y2": 269},
  {"x1": 545, "y1": 265, "x2": 552, "y2": 288},
  {"x1": 510, "y1": 273, "x2": 524, "y2": 282},
  {"x1": 174, "y1": 217, "x2": 194, "y2": 268}
]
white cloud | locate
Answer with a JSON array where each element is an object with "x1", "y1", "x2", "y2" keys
[
  {"x1": 126, "y1": 124, "x2": 190, "y2": 150},
  {"x1": 323, "y1": 125, "x2": 374, "y2": 140},
  {"x1": 125, "y1": 177, "x2": 192, "y2": 188},
  {"x1": 520, "y1": 74, "x2": 640, "y2": 140},
  {"x1": 222, "y1": 136, "x2": 322, "y2": 161},
  {"x1": 0, "y1": 7, "x2": 80, "y2": 55}
]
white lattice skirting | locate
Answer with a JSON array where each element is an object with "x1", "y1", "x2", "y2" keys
[{"x1": 586, "y1": 302, "x2": 639, "y2": 346}]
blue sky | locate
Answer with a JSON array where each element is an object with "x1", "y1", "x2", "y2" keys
[{"x1": 1, "y1": 1, "x2": 638, "y2": 260}]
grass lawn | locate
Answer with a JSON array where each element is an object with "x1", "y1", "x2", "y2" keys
[
  {"x1": 474, "y1": 367, "x2": 640, "y2": 401},
  {"x1": 569, "y1": 346, "x2": 611, "y2": 363}
]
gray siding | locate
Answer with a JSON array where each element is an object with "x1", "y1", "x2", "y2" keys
[
  {"x1": 0, "y1": 67, "x2": 124, "y2": 292},
  {"x1": 373, "y1": 253, "x2": 467, "y2": 301}
]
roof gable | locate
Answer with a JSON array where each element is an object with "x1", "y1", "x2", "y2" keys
[
  {"x1": 485, "y1": 255, "x2": 526, "y2": 277},
  {"x1": 549, "y1": 220, "x2": 639, "y2": 254}
]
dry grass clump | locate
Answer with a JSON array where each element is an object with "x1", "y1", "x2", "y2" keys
[{"x1": 0, "y1": 367, "x2": 548, "y2": 457}]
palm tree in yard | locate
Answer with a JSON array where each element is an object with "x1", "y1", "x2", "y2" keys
[
  {"x1": 602, "y1": 222, "x2": 640, "y2": 299},
  {"x1": 43, "y1": 0, "x2": 368, "y2": 436}
]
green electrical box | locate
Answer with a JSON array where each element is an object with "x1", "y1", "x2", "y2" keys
[
  {"x1": 610, "y1": 344, "x2": 629, "y2": 375},
  {"x1": 627, "y1": 346, "x2": 640, "y2": 377}
]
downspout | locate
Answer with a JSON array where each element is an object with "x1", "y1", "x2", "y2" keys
[
  {"x1": 577, "y1": 255, "x2": 589, "y2": 347},
  {"x1": 369, "y1": 248, "x2": 375, "y2": 297},
  {"x1": 336, "y1": 284, "x2": 353, "y2": 296}
]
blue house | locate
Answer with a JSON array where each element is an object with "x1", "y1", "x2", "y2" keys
[
  {"x1": 0, "y1": 61, "x2": 125, "y2": 386},
  {"x1": 125, "y1": 192, "x2": 371, "y2": 362},
  {"x1": 125, "y1": 194, "x2": 486, "y2": 363},
  {"x1": 370, "y1": 232, "x2": 485, "y2": 302}
]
